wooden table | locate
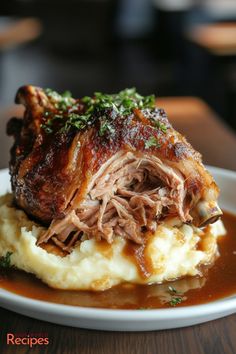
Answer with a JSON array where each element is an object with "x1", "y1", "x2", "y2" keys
[
  {"x1": 186, "y1": 22, "x2": 236, "y2": 56},
  {"x1": 1, "y1": 97, "x2": 236, "y2": 354}
]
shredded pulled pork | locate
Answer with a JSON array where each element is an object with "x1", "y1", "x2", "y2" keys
[{"x1": 38, "y1": 152, "x2": 189, "y2": 250}]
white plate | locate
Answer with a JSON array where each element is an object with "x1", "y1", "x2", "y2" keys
[{"x1": 0, "y1": 166, "x2": 236, "y2": 331}]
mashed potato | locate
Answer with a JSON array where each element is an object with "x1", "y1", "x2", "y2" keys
[{"x1": 0, "y1": 194, "x2": 226, "y2": 291}]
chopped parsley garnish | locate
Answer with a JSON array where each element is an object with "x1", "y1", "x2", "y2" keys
[
  {"x1": 45, "y1": 88, "x2": 74, "y2": 111},
  {"x1": 99, "y1": 120, "x2": 115, "y2": 137},
  {"x1": 0, "y1": 252, "x2": 13, "y2": 269},
  {"x1": 167, "y1": 286, "x2": 184, "y2": 307},
  {"x1": 145, "y1": 136, "x2": 161, "y2": 149},
  {"x1": 155, "y1": 121, "x2": 167, "y2": 133},
  {"x1": 40, "y1": 124, "x2": 53, "y2": 134},
  {"x1": 169, "y1": 297, "x2": 183, "y2": 306},
  {"x1": 42, "y1": 87, "x2": 156, "y2": 134},
  {"x1": 82, "y1": 88, "x2": 155, "y2": 117},
  {"x1": 63, "y1": 113, "x2": 89, "y2": 131},
  {"x1": 168, "y1": 286, "x2": 177, "y2": 294}
]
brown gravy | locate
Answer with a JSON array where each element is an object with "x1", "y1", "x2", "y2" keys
[{"x1": 0, "y1": 211, "x2": 236, "y2": 309}]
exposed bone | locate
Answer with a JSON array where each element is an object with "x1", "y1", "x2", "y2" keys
[{"x1": 191, "y1": 200, "x2": 223, "y2": 228}]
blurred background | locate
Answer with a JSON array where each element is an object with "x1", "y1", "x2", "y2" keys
[{"x1": 0, "y1": 0, "x2": 236, "y2": 166}]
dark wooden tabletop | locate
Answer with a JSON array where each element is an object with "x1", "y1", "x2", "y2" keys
[{"x1": 1, "y1": 97, "x2": 236, "y2": 354}]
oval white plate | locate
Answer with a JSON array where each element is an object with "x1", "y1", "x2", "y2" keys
[{"x1": 0, "y1": 166, "x2": 236, "y2": 331}]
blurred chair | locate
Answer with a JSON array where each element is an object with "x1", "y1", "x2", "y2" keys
[
  {"x1": 0, "y1": 18, "x2": 42, "y2": 50},
  {"x1": 187, "y1": 22, "x2": 236, "y2": 56},
  {"x1": 185, "y1": 21, "x2": 236, "y2": 130}
]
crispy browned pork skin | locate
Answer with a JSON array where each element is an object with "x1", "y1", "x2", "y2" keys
[{"x1": 7, "y1": 86, "x2": 222, "y2": 252}]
